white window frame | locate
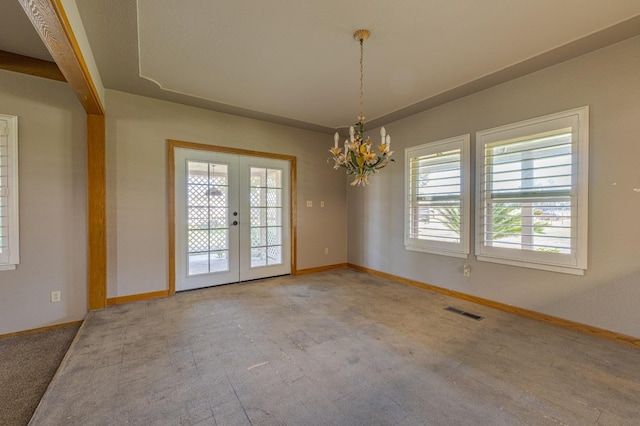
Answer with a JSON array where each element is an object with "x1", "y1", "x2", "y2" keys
[
  {"x1": 475, "y1": 106, "x2": 588, "y2": 275},
  {"x1": 0, "y1": 114, "x2": 19, "y2": 271},
  {"x1": 404, "y1": 134, "x2": 470, "y2": 258}
]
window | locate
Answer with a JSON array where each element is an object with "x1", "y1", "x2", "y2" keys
[
  {"x1": 476, "y1": 106, "x2": 588, "y2": 275},
  {"x1": 0, "y1": 114, "x2": 19, "y2": 271},
  {"x1": 405, "y1": 135, "x2": 470, "y2": 258}
]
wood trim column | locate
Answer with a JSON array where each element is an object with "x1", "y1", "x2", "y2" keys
[{"x1": 87, "y1": 114, "x2": 106, "y2": 309}]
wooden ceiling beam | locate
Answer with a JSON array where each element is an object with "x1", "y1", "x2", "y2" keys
[
  {"x1": 0, "y1": 50, "x2": 66, "y2": 82},
  {"x1": 17, "y1": 0, "x2": 104, "y2": 115}
]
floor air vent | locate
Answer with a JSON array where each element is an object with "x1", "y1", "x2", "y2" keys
[{"x1": 444, "y1": 306, "x2": 484, "y2": 321}]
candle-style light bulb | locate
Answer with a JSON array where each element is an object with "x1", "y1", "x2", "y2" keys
[
  {"x1": 380, "y1": 127, "x2": 386, "y2": 145},
  {"x1": 349, "y1": 126, "x2": 355, "y2": 142},
  {"x1": 334, "y1": 132, "x2": 339, "y2": 149},
  {"x1": 386, "y1": 134, "x2": 391, "y2": 148}
]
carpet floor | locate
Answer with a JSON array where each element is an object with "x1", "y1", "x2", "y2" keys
[
  {"x1": 0, "y1": 323, "x2": 80, "y2": 426},
  {"x1": 29, "y1": 269, "x2": 640, "y2": 425}
]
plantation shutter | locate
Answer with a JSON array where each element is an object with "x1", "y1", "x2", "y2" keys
[
  {"x1": 475, "y1": 106, "x2": 588, "y2": 275},
  {"x1": 0, "y1": 120, "x2": 10, "y2": 263},
  {"x1": 0, "y1": 115, "x2": 19, "y2": 268},
  {"x1": 405, "y1": 135, "x2": 469, "y2": 258},
  {"x1": 480, "y1": 129, "x2": 573, "y2": 253}
]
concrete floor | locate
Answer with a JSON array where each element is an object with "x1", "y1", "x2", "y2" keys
[{"x1": 30, "y1": 269, "x2": 640, "y2": 425}]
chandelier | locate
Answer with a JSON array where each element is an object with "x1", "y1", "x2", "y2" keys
[{"x1": 330, "y1": 29, "x2": 393, "y2": 186}]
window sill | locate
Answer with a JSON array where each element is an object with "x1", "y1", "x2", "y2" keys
[
  {"x1": 405, "y1": 245, "x2": 468, "y2": 259},
  {"x1": 476, "y1": 255, "x2": 584, "y2": 276}
]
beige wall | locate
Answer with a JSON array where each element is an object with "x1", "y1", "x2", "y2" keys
[
  {"x1": 347, "y1": 35, "x2": 640, "y2": 338},
  {"x1": 0, "y1": 70, "x2": 87, "y2": 335},
  {"x1": 105, "y1": 90, "x2": 347, "y2": 298},
  {"x1": 4, "y1": 34, "x2": 638, "y2": 338}
]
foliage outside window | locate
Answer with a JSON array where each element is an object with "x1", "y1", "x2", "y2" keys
[
  {"x1": 476, "y1": 107, "x2": 588, "y2": 275},
  {"x1": 405, "y1": 135, "x2": 470, "y2": 258},
  {"x1": 0, "y1": 114, "x2": 19, "y2": 271}
]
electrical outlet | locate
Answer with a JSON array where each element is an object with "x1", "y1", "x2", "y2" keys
[
  {"x1": 463, "y1": 265, "x2": 471, "y2": 277},
  {"x1": 320, "y1": 201, "x2": 325, "y2": 208},
  {"x1": 51, "y1": 290, "x2": 61, "y2": 302},
  {"x1": 306, "y1": 200, "x2": 312, "y2": 207},
  {"x1": 324, "y1": 247, "x2": 329, "y2": 255}
]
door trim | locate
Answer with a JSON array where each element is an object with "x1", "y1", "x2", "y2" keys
[{"x1": 168, "y1": 139, "x2": 297, "y2": 295}]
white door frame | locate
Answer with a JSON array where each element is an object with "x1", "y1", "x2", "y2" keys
[{"x1": 168, "y1": 140, "x2": 297, "y2": 294}]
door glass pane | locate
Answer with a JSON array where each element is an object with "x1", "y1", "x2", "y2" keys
[
  {"x1": 209, "y1": 251, "x2": 228, "y2": 272},
  {"x1": 188, "y1": 253, "x2": 209, "y2": 275},
  {"x1": 210, "y1": 229, "x2": 228, "y2": 251},
  {"x1": 250, "y1": 167, "x2": 284, "y2": 268},
  {"x1": 187, "y1": 161, "x2": 230, "y2": 275},
  {"x1": 251, "y1": 227, "x2": 266, "y2": 247},
  {"x1": 251, "y1": 168, "x2": 266, "y2": 186},
  {"x1": 266, "y1": 208, "x2": 281, "y2": 226},
  {"x1": 251, "y1": 247, "x2": 266, "y2": 267},
  {"x1": 250, "y1": 187, "x2": 265, "y2": 207},
  {"x1": 267, "y1": 227, "x2": 281, "y2": 245},
  {"x1": 188, "y1": 230, "x2": 209, "y2": 252},
  {"x1": 250, "y1": 207, "x2": 265, "y2": 227},
  {"x1": 267, "y1": 188, "x2": 281, "y2": 207},
  {"x1": 267, "y1": 169, "x2": 281, "y2": 187},
  {"x1": 268, "y1": 246, "x2": 282, "y2": 265}
]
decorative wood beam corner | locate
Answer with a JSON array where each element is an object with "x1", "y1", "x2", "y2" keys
[
  {"x1": 18, "y1": 0, "x2": 104, "y2": 115},
  {"x1": 0, "y1": 50, "x2": 66, "y2": 82}
]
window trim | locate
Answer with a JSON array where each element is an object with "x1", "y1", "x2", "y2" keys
[
  {"x1": 0, "y1": 114, "x2": 19, "y2": 271},
  {"x1": 475, "y1": 106, "x2": 588, "y2": 275},
  {"x1": 404, "y1": 134, "x2": 470, "y2": 258}
]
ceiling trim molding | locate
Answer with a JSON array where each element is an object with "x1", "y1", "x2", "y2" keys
[
  {"x1": 367, "y1": 14, "x2": 640, "y2": 130},
  {"x1": 18, "y1": 0, "x2": 104, "y2": 115},
  {"x1": 0, "y1": 50, "x2": 65, "y2": 82}
]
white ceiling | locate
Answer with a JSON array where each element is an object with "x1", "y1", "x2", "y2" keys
[
  {"x1": 0, "y1": 1, "x2": 54, "y2": 61},
  {"x1": 4, "y1": 1, "x2": 640, "y2": 133}
]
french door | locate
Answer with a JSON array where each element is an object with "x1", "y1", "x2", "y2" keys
[{"x1": 174, "y1": 148, "x2": 290, "y2": 291}]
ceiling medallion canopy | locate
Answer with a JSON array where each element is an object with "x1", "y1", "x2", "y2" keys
[{"x1": 329, "y1": 29, "x2": 393, "y2": 187}]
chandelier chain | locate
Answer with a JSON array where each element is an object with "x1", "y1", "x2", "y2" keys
[{"x1": 359, "y1": 37, "x2": 364, "y2": 123}]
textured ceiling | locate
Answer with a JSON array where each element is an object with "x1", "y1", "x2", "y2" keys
[
  {"x1": 4, "y1": 1, "x2": 640, "y2": 133},
  {"x1": 0, "y1": 1, "x2": 53, "y2": 61}
]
